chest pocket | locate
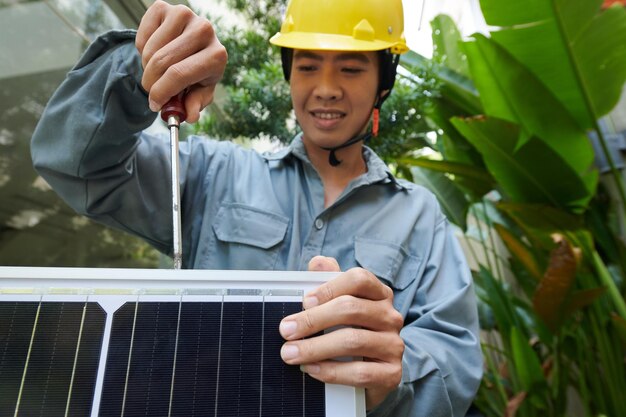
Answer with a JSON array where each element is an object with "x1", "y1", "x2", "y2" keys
[
  {"x1": 212, "y1": 203, "x2": 289, "y2": 270},
  {"x1": 354, "y1": 236, "x2": 421, "y2": 291}
]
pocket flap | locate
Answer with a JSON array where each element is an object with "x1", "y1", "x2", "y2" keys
[
  {"x1": 354, "y1": 237, "x2": 420, "y2": 290},
  {"x1": 213, "y1": 204, "x2": 289, "y2": 249}
]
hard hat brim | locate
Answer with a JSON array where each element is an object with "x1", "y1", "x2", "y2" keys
[{"x1": 270, "y1": 32, "x2": 408, "y2": 54}]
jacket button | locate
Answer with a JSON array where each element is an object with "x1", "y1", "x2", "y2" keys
[{"x1": 315, "y1": 218, "x2": 324, "y2": 230}]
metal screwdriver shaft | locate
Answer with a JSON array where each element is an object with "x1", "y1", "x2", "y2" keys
[{"x1": 161, "y1": 93, "x2": 187, "y2": 270}]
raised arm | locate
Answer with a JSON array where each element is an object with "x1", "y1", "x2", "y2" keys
[{"x1": 31, "y1": 2, "x2": 226, "y2": 253}]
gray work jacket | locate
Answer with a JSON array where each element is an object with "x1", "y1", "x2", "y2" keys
[{"x1": 31, "y1": 30, "x2": 482, "y2": 417}]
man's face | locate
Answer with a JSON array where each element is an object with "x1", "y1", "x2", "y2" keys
[{"x1": 289, "y1": 49, "x2": 380, "y2": 149}]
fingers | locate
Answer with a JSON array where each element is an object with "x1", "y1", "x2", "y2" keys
[
  {"x1": 308, "y1": 255, "x2": 341, "y2": 272},
  {"x1": 147, "y1": 45, "x2": 224, "y2": 118},
  {"x1": 301, "y1": 359, "x2": 403, "y2": 392},
  {"x1": 303, "y1": 267, "x2": 393, "y2": 309},
  {"x1": 280, "y1": 296, "x2": 403, "y2": 340},
  {"x1": 183, "y1": 84, "x2": 216, "y2": 123},
  {"x1": 292, "y1": 257, "x2": 404, "y2": 409},
  {"x1": 135, "y1": 1, "x2": 227, "y2": 118},
  {"x1": 141, "y1": 14, "x2": 217, "y2": 92},
  {"x1": 139, "y1": 4, "x2": 194, "y2": 70},
  {"x1": 281, "y1": 327, "x2": 404, "y2": 366},
  {"x1": 135, "y1": 0, "x2": 168, "y2": 54}
]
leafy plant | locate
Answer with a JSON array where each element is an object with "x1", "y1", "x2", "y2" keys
[
  {"x1": 397, "y1": 2, "x2": 626, "y2": 416},
  {"x1": 192, "y1": 1, "x2": 626, "y2": 415}
]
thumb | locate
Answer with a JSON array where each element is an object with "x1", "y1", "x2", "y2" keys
[{"x1": 308, "y1": 256, "x2": 341, "y2": 272}]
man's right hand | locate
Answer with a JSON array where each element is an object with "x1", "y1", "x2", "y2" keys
[{"x1": 135, "y1": 0, "x2": 228, "y2": 123}]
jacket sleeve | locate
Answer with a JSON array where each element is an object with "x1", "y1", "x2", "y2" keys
[
  {"x1": 31, "y1": 30, "x2": 180, "y2": 254},
  {"x1": 369, "y1": 216, "x2": 483, "y2": 417}
]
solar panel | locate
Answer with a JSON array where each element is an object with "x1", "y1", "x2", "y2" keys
[{"x1": 0, "y1": 267, "x2": 365, "y2": 417}]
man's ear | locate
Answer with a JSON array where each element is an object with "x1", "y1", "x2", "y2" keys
[{"x1": 379, "y1": 90, "x2": 390, "y2": 99}]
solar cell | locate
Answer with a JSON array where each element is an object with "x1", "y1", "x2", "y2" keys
[
  {"x1": 0, "y1": 301, "x2": 105, "y2": 417},
  {"x1": 0, "y1": 302, "x2": 39, "y2": 416},
  {"x1": 170, "y1": 301, "x2": 221, "y2": 416},
  {"x1": 0, "y1": 267, "x2": 366, "y2": 417}
]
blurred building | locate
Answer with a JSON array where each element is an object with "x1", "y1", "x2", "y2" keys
[{"x1": 0, "y1": 0, "x2": 189, "y2": 267}]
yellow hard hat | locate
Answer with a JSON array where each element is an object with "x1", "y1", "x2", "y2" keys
[{"x1": 270, "y1": 0, "x2": 409, "y2": 54}]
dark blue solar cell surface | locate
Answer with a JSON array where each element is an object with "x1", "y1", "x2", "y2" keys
[
  {"x1": 0, "y1": 299, "x2": 327, "y2": 417},
  {"x1": 0, "y1": 302, "x2": 38, "y2": 416},
  {"x1": 101, "y1": 301, "x2": 326, "y2": 417},
  {"x1": 170, "y1": 301, "x2": 221, "y2": 417},
  {"x1": 0, "y1": 301, "x2": 105, "y2": 417}
]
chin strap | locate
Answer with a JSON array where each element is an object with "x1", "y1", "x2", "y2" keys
[
  {"x1": 320, "y1": 104, "x2": 381, "y2": 167},
  {"x1": 321, "y1": 131, "x2": 373, "y2": 167}
]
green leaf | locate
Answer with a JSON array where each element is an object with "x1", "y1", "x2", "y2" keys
[
  {"x1": 470, "y1": 200, "x2": 515, "y2": 231},
  {"x1": 399, "y1": 157, "x2": 494, "y2": 185},
  {"x1": 480, "y1": 0, "x2": 626, "y2": 127},
  {"x1": 431, "y1": 14, "x2": 470, "y2": 77},
  {"x1": 401, "y1": 51, "x2": 482, "y2": 115},
  {"x1": 494, "y1": 223, "x2": 543, "y2": 281},
  {"x1": 451, "y1": 117, "x2": 597, "y2": 212},
  {"x1": 463, "y1": 35, "x2": 595, "y2": 176},
  {"x1": 426, "y1": 95, "x2": 485, "y2": 164},
  {"x1": 409, "y1": 167, "x2": 469, "y2": 230},
  {"x1": 474, "y1": 266, "x2": 525, "y2": 342},
  {"x1": 586, "y1": 198, "x2": 626, "y2": 274},
  {"x1": 510, "y1": 326, "x2": 546, "y2": 392},
  {"x1": 497, "y1": 203, "x2": 585, "y2": 233},
  {"x1": 565, "y1": 287, "x2": 606, "y2": 316},
  {"x1": 402, "y1": 155, "x2": 494, "y2": 199},
  {"x1": 612, "y1": 313, "x2": 626, "y2": 346}
]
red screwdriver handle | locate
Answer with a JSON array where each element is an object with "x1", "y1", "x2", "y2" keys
[{"x1": 160, "y1": 92, "x2": 187, "y2": 123}]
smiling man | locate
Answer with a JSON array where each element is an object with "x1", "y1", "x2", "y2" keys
[{"x1": 31, "y1": 0, "x2": 482, "y2": 415}]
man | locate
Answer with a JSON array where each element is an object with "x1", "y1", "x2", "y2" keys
[{"x1": 31, "y1": 0, "x2": 482, "y2": 415}]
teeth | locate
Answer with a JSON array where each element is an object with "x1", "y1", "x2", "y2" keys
[{"x1": 314, "y1": 112, "x2": 343, "y2": 120}]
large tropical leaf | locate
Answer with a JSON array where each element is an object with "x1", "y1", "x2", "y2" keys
[
  {"x1": 463, "y1": 34, "x2": 595, "y2": 178},
  {"x1": 409, "y1": 167, "x2": 469, "y2": 230},
  {"x1": 479, "y1": 0, "x2": 626, "y2": 128},
  {"x1": 497, "y1": 203, "x2": 586, "y2": 233},
  {"x1": 401, "y1": 155, "x2": 493, "y2": 199},
  {"x1": 401, "y1": 51, "x2": 482, "y2": 115},
  {"x1": 612, "y1": 313, "x2": 626, "y2": 345},
  {"x1": 474, "y1": 266, "x2": 526, "y2": 342},
  {"x1": 494, "y1": 223, "x2": 543, "y2": 282},
  {"x1": 431, "y1": 14, "x2": 470, "y2": 78},
  {"x1": 402, "y1": 23, "x2": 487, "y2": 182},
  {"x1": 399, "y1": 157, "x2": 494, "y2": 186},
  {"x1": 451, "y1": 116, "x2": 597, "y2": 212},
  {"x1": 433, "y1": 104, "x2": 486, "y2": 169},
  {"x1": 565, "y1": 287, "x2": 606, "y2": 316},
  {"x1": 510, "y1": 326, "x2": 547, "y2": 393}
]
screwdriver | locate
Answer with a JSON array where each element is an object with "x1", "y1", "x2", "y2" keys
[{"x1": 161, "y1": 93, "x2": 186, "y2": 270}]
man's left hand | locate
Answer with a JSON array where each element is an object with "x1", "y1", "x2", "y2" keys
[{"x1": 280, "y1": 256, "x2": 405, "y2": 410}]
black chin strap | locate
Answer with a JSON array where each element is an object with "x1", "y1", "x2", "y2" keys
[
  {"x1": 321, "y1": 132, "x2": 373, "y2": 166},
  {"x1": 320, "y1": 93, "x2": 385, "y2": 167}
]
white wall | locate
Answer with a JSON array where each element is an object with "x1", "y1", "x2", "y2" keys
[{"x1": 403, "y1": 0, "x2": 488, "y2": 57}]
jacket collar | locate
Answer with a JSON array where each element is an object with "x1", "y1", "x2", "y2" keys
[{"x1": 263, "y1": 134, "x2": 410, "y2": 191}]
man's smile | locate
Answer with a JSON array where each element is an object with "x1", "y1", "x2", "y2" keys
[{"x1": 309, "y1": 109, "x2": 346, "y2": 130}]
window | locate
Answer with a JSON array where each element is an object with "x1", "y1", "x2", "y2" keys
[{"x1": 0, "y1": 0, "x2": 171, "y2": 267}]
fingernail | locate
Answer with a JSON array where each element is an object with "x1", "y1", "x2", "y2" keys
[
  {"x1": 281, "y1": 344, "x2": 299, "y2": 360},
  {"x1": 279, "y1": 320, "x2": 297, "y2": 338},
  {"x1": 149, "y1": 99, "x2": 160, "y2": 112},
  {"x1": 301, "y1": 364, "x2": 320, "y2": 375},
  {"x1": 303, "y1": 296, "x2": 318, "y2": 309}
]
